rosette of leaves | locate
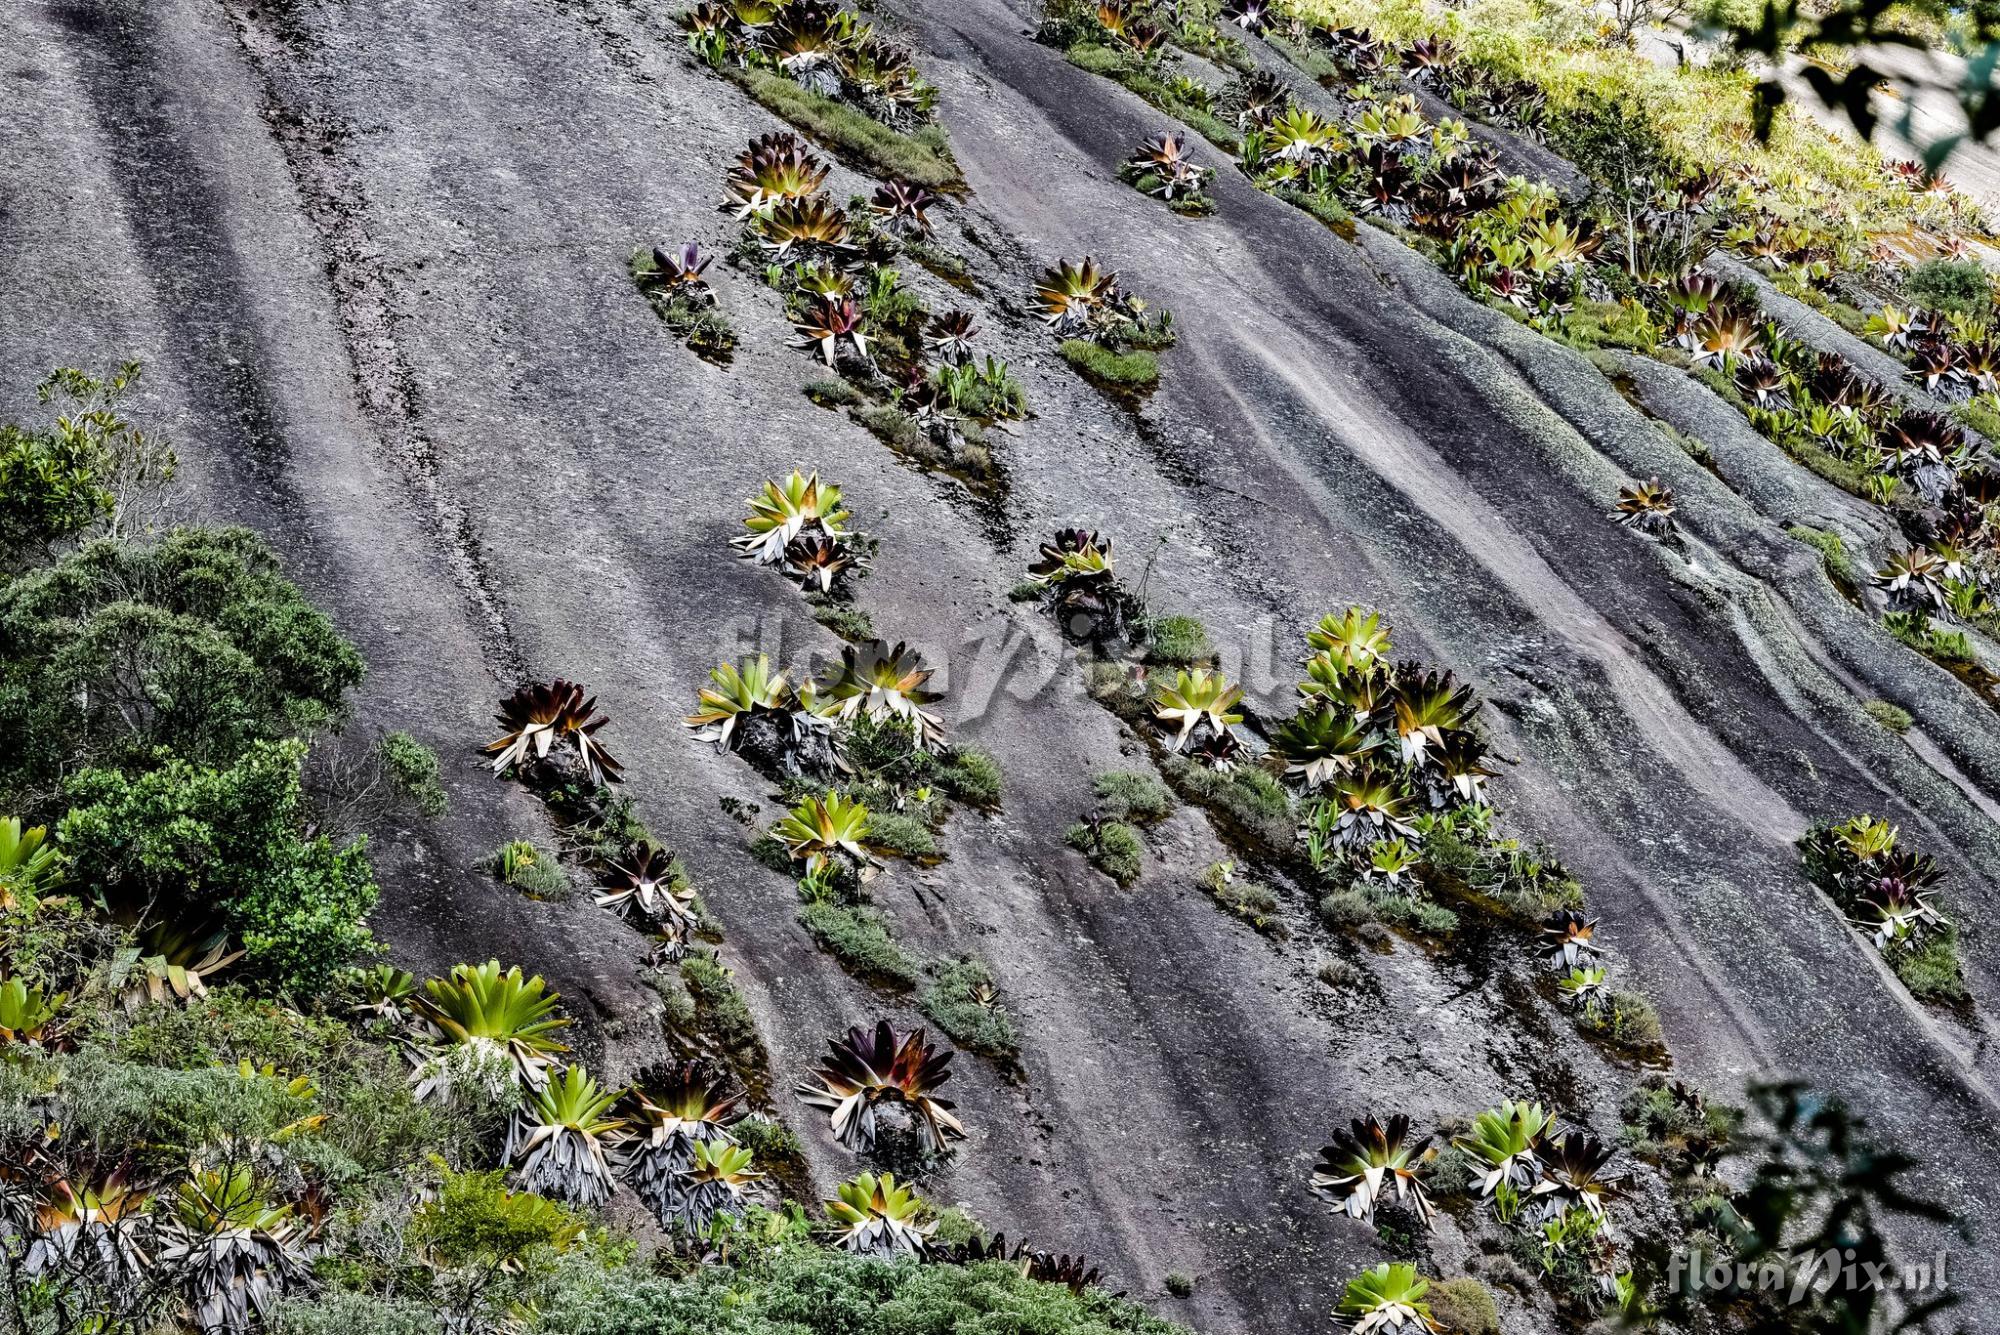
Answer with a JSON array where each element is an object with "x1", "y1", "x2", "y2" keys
[
  {"x1": 1150, "y1": 667, "x2": 1244, "y2": 756},
  {"x1": 795, "y1": 1019, "x2": 965, "y2": 1154},
  {"x1": 1311, "y1": 1113, "x2": 1438, "y2": 1229},
  {"x1": 503, "y1": 1064, "x2": 627, "y2": 1209},
  {"x1": 826, "y1": 1170, "x2": 933, "y2": 1258},
  {"x1": 407, "y1": 961, "x2": 571, "y2": 1102},
  {"x1": 485, "y1": 679, "x2": 623, "y2": 787},
  {"x1": 1335, "y1": 1263, "x2": 1441, "y2": 1333}
]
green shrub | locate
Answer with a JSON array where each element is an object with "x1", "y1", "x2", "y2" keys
[
  {"x1": 0, "y1": 525, "x2": 364, "y2": 792},
  {"x1": 0, "y1": 363, "x2": 175, "y2": 569},
  {"x1": 804, "y1": 379, "x2": 863, "y2": 408},
  {"x1": 798, "y1": 901, "x2": 921, "y2": 988},
  {"x1": 1895, "y1": 928, "x2": 1968, "y2": 1002},
  {"x1": 1161, "y1": 758, "x2": 1293, "y2": 848},
  {"x1": 733, "y1": 1114, "x2": 802, "y2": 1162},
  {"x1": 1145, "y1": 614, "x2": 1214, "y2": 667},
  {"x1": 867, "y1": 811, "x2": 939, "y2": 861},
  {"x1": 1579, "y1": 988, "x2": 1664, "y2": 1048},
  {"x1": 679, "y1": 954, "x2": 763, "y2": 1068},
  {"x1": 273, "y1": 1293, "x2": 439, "y2": 1335},
  {"x1": 937, "y1": 747, "x2": 1003, "y2": 806},
  {"x1": 1059, "y1": 341, "x2": 1159, "y2": 388},
  {"x1": 1091, "y1": 771, "x2": 1173, "y2": 825},
  {"x1": 1427, "y1": 1277, "x2": 1501, "y2": 1335},
  {"x1": 377, "y1": 732, "x2": 447, "y2": 818},
  {"x1": 409, "y1": 1167, "x2": 585, "y2": 1271},
  {"x1": 733, "y1": 69, "x2": 959, "y2": 188},
  {"x1": 525, "y1": 1231, "x2": 1188, "y2": 1334},
  {"x1": 1165, "y1": 1272, "x2": 1195, "y2": 1298},
  {"x1": 1066, "y1": 820, "x2": 1146, "y2": 886},
  {"x1": 1904, "y1": 258, "x2": 1992, "y2": 317},
  {"x1": 1862, "y1": 700, "x2": 1912, "y2": 733},
  {"x1": 1786, "y1": 524, "x2": 1857, "y2": 590},
  {"x1": 493, "y1": 840, "x2": 570, "y2": 899},
  {"x1": 808, "y1": 596, "x2": 875, "y2": 641},
  {"x1": 918, "y1": 957, "x2": 1018, "y2": 1059},
  {"x1": 57, "y1": 740, "x2": 378, "y2": 993},
  {"x1": 1199, "y1": 861, "x2": 1285, "y2": 936}
]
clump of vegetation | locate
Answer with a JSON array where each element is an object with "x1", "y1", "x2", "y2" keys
[
  {"x1": 1059, "y1": 341, "x2": 1160, "y2": 390},
  {"x1": 804, "y1": 378, "x2": 864, "y2": 407},
  {"x1": 1903, "y1": 258, "x2": 1992, "y2": 318},
  {"x1": 732, "y1": 69, "x2": 958, "y2": 189},
  {"x1": 1145, "y1": 613, "x2": 1214, "y2": 667},
  {"x1": 1119, "y1": 131, "x2": 1217, "y2": 216},
  {"x1": 631, "y1": 244, "x2": 737, "y2": 360},
  {"x1": 377, "y1": 731, "x2": 448, "y2": 818},
  {"x1": 1620, "y1": 1074, "x2": 1738, "y2": 1179},
  {"x1": 1090, "y1": 770, "x2": 1174, "y2": 825},
  {"x1": 1862, "y1": 699, "x2": 1913, "y2": 733},
  {"x1": 1033, "y1": 256, "x2": 1175, "y2": 394},
  {"x1": 1785, "y1": 524, "x2": 1858, "y2": 593},
  {"x1": 799, "y1": 899, "x2": 923, "y2": 988},
  {"x1": 493, "y1": 839, "x2": 571, "y2": 900},
  {"x1": 918, "y1": 957, "x2": 1018, "y2": 1059},
  {"x1": 1066, "y1": 818, "x2": 1147, "y2": 887},
  {"x1": 1426, "y1": 1276, "x2": 1501, "y2": 1335},
  {"x1": 1200, "y1": 860, "x2": 1286, "y2": 938},
  {"x1": 1800, "y1": 814, "x2": 1969, "y2": 1002}
]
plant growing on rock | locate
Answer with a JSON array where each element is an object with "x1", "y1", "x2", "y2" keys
[
  {"x1": 632, "y1": 243, "x2": 738, "y2": 361},
  {"x1": 791, "y1": 293, "x2": 871, "y2": 366},
  {"x1": 1529, "y1": 1131, "x2": 1623, "y2": 1222},
  {"x1": 731, "y1": 469, "x2": 856, "y2": 574},
  {"x1": 725, "y1": 132, "x2": 831, "y2": 216},
  {"x1": 1025, "y1": 527, "x2": 1140, "y2": 647},
  {"x1": 1539, "y1": 909, "x2": 1599, "y2": 969},
  {"x1": 1150, "y1": 667, "x2": 1244, "y2": 759},
  {"x1": 0, "y1": 975, "x2": 67, "y2": 1049},
  {"x1": 1336, "y1": 1262, "x2": 1442, "y2": 1333},
  {"x1": 685, "y1": 656, "x2": 839, "y2": 775},
  {"x1": 668, "y1": 1140, "x2": 764, "y2": 1232},
  {"x1": 870, "y1": 180, "x2": 937, "y2": 237},
  {"x1": 795, "y1": 1019, "x2": 965, "y2": 1156},
  {"x1": 1120, "y1": 131, "x2": 1215, "y2": 213},
  {"x1": 1312, "y1": 1113, "x2": 1438, "y2": 1229},
  {"x1": 594, "y1": 841, "x2": 697, "y2": 941},
  {"x1": 486, "y1": 680, "x2": 624, "y2": 787},
  {"x1": 407, "y1": 960, "x2": 571, "y2": 1102},
  {"x1": 1799, "y1": 815, "x2": 1964, "y2": 999},
  {"x1": 816, "y1": 639, "x2": 946, "y2": 748},
  {"x1": 1612, "y1": 479, "x2": 1679, "y2": 539},
  {"x1": 827, "y1": 1171, "x2": 933, "y2": 1258},
  {"x1": 1456, "y1": 1100, "x2": 1554, "y2": 1197},
  {"x1": 503, "y1": 1063, "x2": 627, "y2": 1208},
  {"x1": 773, "y1": 791, "x2": 878, "y2": 879}
]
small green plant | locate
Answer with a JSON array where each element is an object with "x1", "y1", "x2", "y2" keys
[
  {"x1": 1200, "y1": 861, "x2": 1285, "y2": 937},
  {"x1": 804, "y1": 379, "x2": 863, "y2": 408},
  {"x1": 1059, "y1": 340, "x2": 1159, "y2": 389},
  {"x1": 1903, "y1": 258, "x2": 1992, "y2": 318},
  {"x1": 1862, "y1": 700, "x2": 1912, "y2": 733},
  {"x1": 493, "y1": 840, "x2": 569, "y2": 899},
  {"x1": 377, "y1": 732, "x2": 447, "y2": 819},
  {"x1": 1090, "y1": 771, "x2": 1173, "y2": 825},
  {"x1": 798, "y1": 901, "x2": 922, "y2": 989},
  {"x1": 1577, "y1": 988, "x2": 1664, "y2": 1048},
  {"x1": 734, "y1": 70, "x2": 959, "y2": 188},
  {"x1": 1145, "y1": 614, "x2": 1214, "y2": 667},
  {"x1": 1165, "y1": 1272, "x2": 1195, "y2": 1298},
  {"x1": 1894, "y1": 927, "x2": 1968, "y2": 1001},
  {"x1": 917, "y1": 957, "x2": 1017, "y2": 1059},
  {"x1": 1065, "y1": 820, "x2": 1145, "y2": 887}
]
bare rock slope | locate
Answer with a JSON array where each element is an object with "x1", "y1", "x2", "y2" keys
[{"x1": 3, "y1": 0, "x2": 1997, "y2": 1329}]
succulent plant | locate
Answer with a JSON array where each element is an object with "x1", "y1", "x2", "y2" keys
[
  {"x1": 120, "y1": 918, "x2": 244, "y2": 1014},
  {"x1": 758, "y1": 196, "x2": 853, "y2": 258},
  {"x1": 1269, "y1": 705, "x2": 1380, "y2": 789},
  {"x1": 816, "y1": 639, "x2": 946, "y2": 747},
  {"x1": 732, "y1": 469, "x2": 851, "y2": 566},
  {"x1": 1612, "y1": 478, "x2": 1679, "y2": 537},
  {"x1": 161, "y1": 1167, "x2": 308, "y2": 1335},
  {"x1": 408, "y1": 961, "x2": 571, "y2": 1100},
  {"x1": 783, "y1": 533, "x2": 858, "y2": 592},
  {"x1": 924, "y1": 310, "x2": 980, "y2": 366},
  {"x1": 1125, "y1": 131, "x2": 1212, "y2": 204},
  {"x1": 1335, "y1": 1263, "x2": 1441, "y2": 1333},
  {"x1": 1307, "y1": 607, "x2": 1393, "y2": 674},
  {"x1": 796, "y1": 1019, "x2": 965, "y2": 1154},
  {"x1": 1032, "y1": 257, "x2": 1120, "y2": 336},
  {"x1": 791, "y1": 293, "x2": 870, "y2": 365},
  {"x1": 1151, "y1": 668, "x2": 1244, "y2": 753},
  {"x1": 665, "y1": 1140, "x2": 763, "y2": 1231},
  {"x1": 725, "y1": 132, "x2": 830, "y2": 216},
  {"x1": 646, "y1": 243, "x2": 715, "y2": 298},
  {"x1": 1874, "y1": 547, "x2": 1952, "y2": 615},
  {"x1": 1312, "y1": 1114, "x2": 1437, "y2": 1229},
  {"x1": 1455, "y1": 1100, "x2": 1554, "y2": 1196},
  {"x1": 0, "y1": 816, "x2": 62, "y2": 908},
  {"x1": 504, "y1": 1063, "x2": 627, "y2": 1208},
  {"x1": 773, "y1": 791, "x2": 877, "y2": 875},
  {"x1": 1540, "y1": 910, "x2": 1600, "y2": 970},
  {"x1": 595, "y1": 841, "x2": 697, "y2": 932},
  {"x1": 1556, "y1": 964, "x2": 1609, "y2": 1007},
  {"x1": 0, "y1": 977, "x2": 67, "y2": 1050},
  {"x1": 1529, "y1": 1131, "x2": 1623, "y2": 1221},
  {"x1": 827, "y1": 1171, "x2": 933, "y2": 1258},
  {"x1": 1389, "y1": 668, "x2": 1477, "y2": 769},
  {"x1": 486, "y1": 680, "x2": 624, "y2": 787},
  {"x1": 1327, "y1": 768, "x2": 1418, "y2": 848},
  {"x1": 22, "y1": 1167, "x2": 153, "y2": 1284},
  {"x1": 870, "y1": 180, "x2": 937, "y2": 236}
]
